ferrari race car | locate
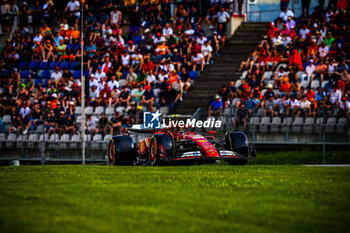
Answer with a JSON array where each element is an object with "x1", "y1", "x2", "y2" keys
[{"x1": 108, "y1": 126, "x2": 256, "y2": 166}]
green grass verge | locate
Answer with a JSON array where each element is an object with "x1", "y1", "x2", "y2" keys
[
  {"x1": 0, "y1": 165, "x2": 350, "y2": 233},
  {"x1": 249, "y1": 149, "x2": 350, "y2": 165}
]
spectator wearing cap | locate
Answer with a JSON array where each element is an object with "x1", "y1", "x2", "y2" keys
[
  {"x1": 324, "y1": 32, "x2": 334, "y2": 47},
  {"x1": 170, "y1": 49, "x2": 183, "y2": 72},
  {"x1": 208, "y1": 94, "x2": 223, "y2": 117},
  {"x1": 141, "y1": 85, "x2": 155, "y2": 112},
  {"x1": 42, "y1": 39, "x2": 55, "y2": 62},
  {"x1": 305, "y1": 59, "x2": 316, "y2": 83},
  {"x1": 56, "y1": 110, "x2": 68, "y2": 135},
  {"x1": 95, "y1": 66, "x2": 106, "y2": 82},
  {"x1": 263, "y1": 95, "x2": 277, "y2": 117},
  {"x1": 233, "y1": 103, "x2": 249, "y2": 130}
]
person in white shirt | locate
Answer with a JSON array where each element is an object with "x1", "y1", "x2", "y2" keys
[
  {"x1": 131, "y1": 49, "x2": 143, "y2": 70},
  {"x1": 201, "y1": 40, "x2": 213, "y2": 65},
  {"x1": 162, "y1": 23, "x2": 173, "y2": 38},
  {"x1": 158, "y1": 69, "x2": 168, "y2": 84},
  {"x1": 107, "y1": 76, "x2": 119, "y2": 90},
  {"x1": 147, "y1": 70, "x2": 156, "y2": 86},
  {"x1": 217, "y1": 7, "x2": 230, "y2": 25},
  {"x1": 50, "y1": 67, "x2": 62, "y2": 87},
  {"x1": 192, "y1": 53, "x2": 205, "y2": 71},
  {"x1": 318, "y1": 41, "x2": 329, "y2": 58},
  {"x1": 329, "y1": 86, "x2": 342, "y2": 104},
  {"x1": 299, "y1": 24, "x2": 310, "y2": 39},
  {"x1": 184, "y1": 24, "x2": 195, "y2": 36},
  {"x1": 95, "y1": 67, "x2": 106, "y2": 82},
  {"x1": 65, "y1": 0, "x2": 80, "y2": 18},
  {"x1": 89, "y1": 74, "x2": 99, "y2": 92},
  {"x1": 297, "y1": 95, "x2": 311, "y2": 117},
  {"x1": 305, "y1": 59, "x2": 316, "y2": 82},
  {"x1": 196, "y1": 34, "x2": 207, "y2": 46},
  {"x1": 19, "y1": 102, "x2": 31, "y2": 120},
  {"x1": 288, "y1": 95, "x2": 300, "y2": 116},
  {"x1": 33, "y1": 32, "x2": 43, "y2": 43},
  {"x1": 279, "y1": 7, "x2": 294, "y2": 22},
  {"x1": 286, "y1": 17, "x2": 296, "y2": 29},
  {"x1": 121, "y1": 52, "x2": 131, "y2": 69},
  {"x1": 110, "y1": 8, "x2": 122, "y2": 26},
  {"x1": 153, "y1": 32, "x2": 166, "y2": 44}
]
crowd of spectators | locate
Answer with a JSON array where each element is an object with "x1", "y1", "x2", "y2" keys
[
  {"x1": 209, "y1": 2, "x2": 350, "y2": 130},
  {"x1": 0, "y1": 0, "x2": 234, "y2": 136}
]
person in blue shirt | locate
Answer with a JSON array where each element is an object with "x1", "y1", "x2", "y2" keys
[{"x1": 208, "y1": 94, "x2": 223, "y2": 117}]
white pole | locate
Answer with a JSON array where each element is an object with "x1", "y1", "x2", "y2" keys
[{"x1": 81, "y1": 4, "x2": 86, "y2": 165}]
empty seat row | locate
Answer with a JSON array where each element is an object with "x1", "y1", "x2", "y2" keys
[
  {"x1": 0, "y1": 133, "x2": 113, "y2": 143},
  {"x1": 19, "y1": 61, "x2": 81, "y2": 71}
]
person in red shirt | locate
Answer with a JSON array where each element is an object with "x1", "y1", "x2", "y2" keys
[
  {"x1": 142, "y1": 58, "x2": 155, "y2": 73},
  {"x1": 99, "y1": 83, "x2": 112, "y2": 106},
  {"x1": 337, "y1": 0, "x2": 349, "y2": 10},
  {"x1": 305, "y1": 87, "x2": 315, "y2": 102}
]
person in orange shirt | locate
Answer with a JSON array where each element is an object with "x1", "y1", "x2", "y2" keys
[
  {"x1": 280, "y1": 77, "x2": 291, "y2": 93},
  {"x1": 156, "y1": 41, "x2": 169, "y2": 56},
  {"x1": 168, "y1": 70, "x2": 179, "y2": 85},
  {"x1": 71, "y1": 24, "x2": 80, "y2": 41}
]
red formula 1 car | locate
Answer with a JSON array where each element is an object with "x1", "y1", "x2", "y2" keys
[{"x1": 108, "y1": 126, "x2": 256, "y2": 166}]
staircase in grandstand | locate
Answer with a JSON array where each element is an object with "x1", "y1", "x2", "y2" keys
[{"x1": 176, "y1": 22, "x2": 269, "y2": 115}]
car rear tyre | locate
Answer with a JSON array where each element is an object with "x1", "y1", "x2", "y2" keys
[
  {"x1": 149, "y1": 134, "x2": 174, "y2": 165},
  {"x1": 108, "y1": 136, "x2": 136, "y2": 165}
]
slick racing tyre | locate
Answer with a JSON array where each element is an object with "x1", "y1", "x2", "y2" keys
[
  {"x1": 225, "y1": 131, "x2": 249, "y2": 165},
  {"x1": 108, "y1": 136, "x2": 136, "y2": 165},
  {"x1": 149, "y1": 134, "x2": 174, "y2": 165}
]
